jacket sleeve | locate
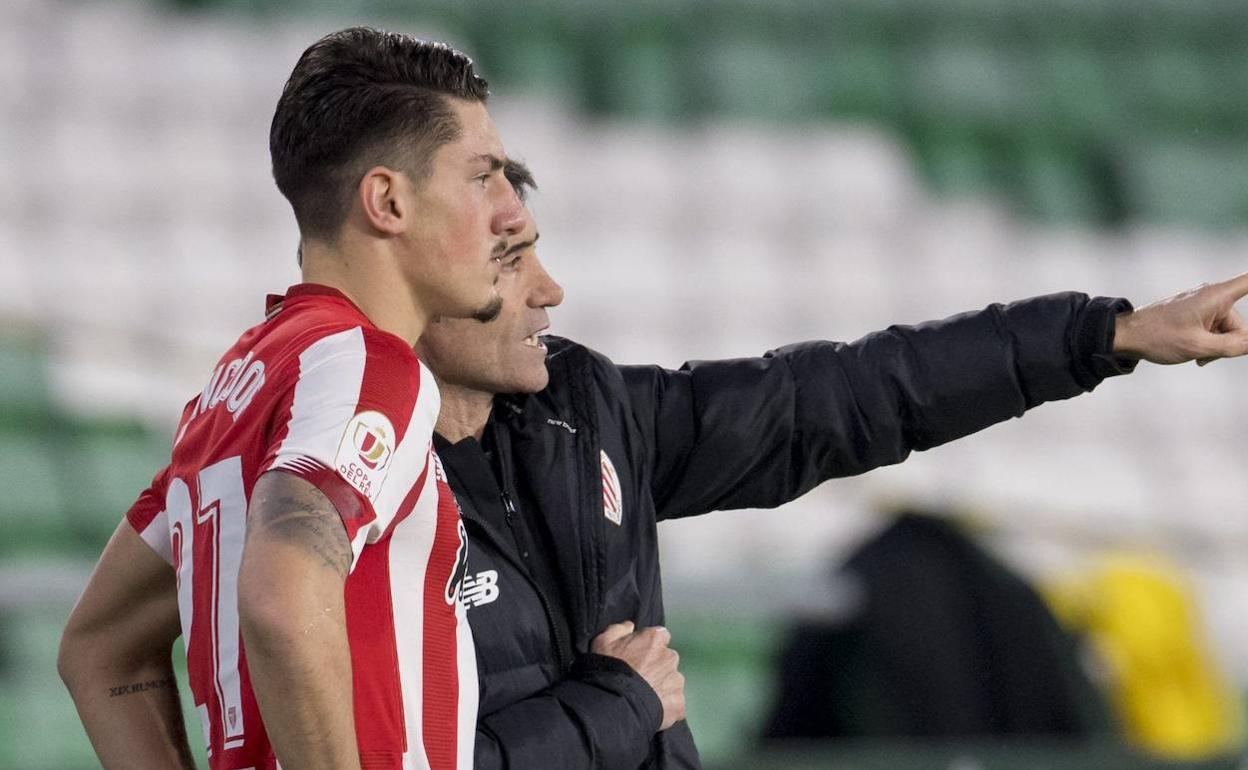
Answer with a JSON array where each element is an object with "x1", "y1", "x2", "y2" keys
[
  {"x1": 620, "y1": 292, "x2": 1135, "y2": 520},
  {"x1": 474, "y1": 654, "x2": 662, "y2": 770}
]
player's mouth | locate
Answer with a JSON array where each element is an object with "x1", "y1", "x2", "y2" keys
[{"x1": 523, "y1": 327, "x2": 548, "y2": 350}]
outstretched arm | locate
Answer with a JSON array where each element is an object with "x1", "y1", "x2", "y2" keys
[
  {"x1": 1114, "y1": 272, "x2": 1248, "y2": 365},
  {"x1": 59, "y1": 520, "x2": 197, "y2": 769},
  {"x1": 623, "y1": 292, "x2": 1133, "y2": 519},
  {"x1": 238, "y1": 470, "x2": 361, "y2": 770}
]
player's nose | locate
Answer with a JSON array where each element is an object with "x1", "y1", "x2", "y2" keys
[{"x1": 491, "y1": 185, "x2": 526, "y2": 238}]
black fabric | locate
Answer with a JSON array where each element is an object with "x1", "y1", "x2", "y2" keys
[
  {"x1": 436, "y1": 431, "x2": 576, "y2": 660},
  {"x1": 761, "y1": 514, "x2": 1111, "y2": 739},
  {"x1": 441, "y1": 292, "x2": 1132, "y2": 769}
]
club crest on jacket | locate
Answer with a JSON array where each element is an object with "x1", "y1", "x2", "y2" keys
[{"x1": 601, "y1": 449, "x2": 623, "y2": 526}]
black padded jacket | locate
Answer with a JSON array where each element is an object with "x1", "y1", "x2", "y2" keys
[{"x1": 435, "y1": 292, "x2": 1134, "y2": 770}]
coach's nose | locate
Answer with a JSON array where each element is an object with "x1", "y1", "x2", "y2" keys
[{"x1": 528, "y1": 256, "x2": 564, "y2": 309}]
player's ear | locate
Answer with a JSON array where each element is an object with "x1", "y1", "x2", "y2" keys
[{"x1": 358, "y1": 166, "x2": 406, "y2": 236}]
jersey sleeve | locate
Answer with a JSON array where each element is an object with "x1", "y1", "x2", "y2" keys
[
  {"x1": 124, "y1": 465, "x2": 174, "y2": 564},
  {"x1": 261, "y1": 325, "x2": 430, "y2": 564}
]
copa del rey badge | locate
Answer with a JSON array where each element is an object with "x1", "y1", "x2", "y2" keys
[
  {"x1": 600, "y1": 450, "x2": 623, "y2": 526},
  {"x1": 335, "y1": 410, "x2": 395, "y2": 501}
]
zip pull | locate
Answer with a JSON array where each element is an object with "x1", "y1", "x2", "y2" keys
[{"x1": 500, "y1": 491, "x2": 516, "y2": 526}]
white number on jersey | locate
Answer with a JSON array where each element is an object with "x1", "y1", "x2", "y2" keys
[{"x1": 168, "y1": 455, "x2": 249, "y2": 752}]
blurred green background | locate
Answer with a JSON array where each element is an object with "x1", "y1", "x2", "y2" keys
[{"x1": 5, "y1": 0, "x2": 1248, "y2": 767}]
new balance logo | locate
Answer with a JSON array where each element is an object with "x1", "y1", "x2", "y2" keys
[{"x1": 462, "y1": 570, "x2": 500, "y2": 609}]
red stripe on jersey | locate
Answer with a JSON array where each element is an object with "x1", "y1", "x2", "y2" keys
[
  {"x1": 229, "y1": 646, "x2": 272, "y2": 769},
  {"x1": 280, "y1": 458, "x2": 372, "y2": 541},
  {"x1": 383, "y1": 461, "x2": 430, "y2": 541},
  {"x1": 420, "y1": 476, "x2": 464, "y2": 770},
  {"x1": 125, "y1": 466, "x2": 173, "y2": 534},
  {"x1": 358, "y1": 332, "x2": 421, "y2": 448},
  {"x1": 345, "y1": 532, "x2": 406, "y2": 765},
  {"x1": 262, "y1": 377, "x2": 297, "y2": 482}
]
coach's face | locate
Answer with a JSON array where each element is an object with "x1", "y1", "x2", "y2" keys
[
  {"x1": 417, "y1": 208, "x2": 563, "y2": 395},
  {"x1": 400, "y1": 98, "x2": 526, "y2": 322}
]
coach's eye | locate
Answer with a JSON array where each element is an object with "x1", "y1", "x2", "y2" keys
[{"x1": 475, "y1": 173, "x2": 490, "y2": 187}]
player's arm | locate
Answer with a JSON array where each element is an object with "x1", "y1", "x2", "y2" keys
[
  {"x1": 58, "y1": 520, "x2": 197, "y2": 770},
  {"x1": 237, "y1": 469, "x2": 362, "y2": 770}
]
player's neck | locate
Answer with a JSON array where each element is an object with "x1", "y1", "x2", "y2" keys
[
  {"x1": 433, "y1": 382, "x2": 494, "y2": 443},
  {"x1": 300, "y1": 237, "x2": 430, "y2": 346}
]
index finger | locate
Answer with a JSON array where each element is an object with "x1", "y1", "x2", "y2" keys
[
  {"x1": 594, "y1": 620, "x2": 636, "y2": 644},
  {"x1": 1217, "y1": 271, "x2": 1248, "y2": 302}
]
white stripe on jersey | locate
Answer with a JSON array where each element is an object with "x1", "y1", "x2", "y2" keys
[
  {"x1": 138, "y1": 508, "x2": 173, "y2": 563},
  {"x1": 270, "y1": 327, "x2": 369, "y2": 560},
  {"x1": 375, "y1": 364, "x2": 441, "y2": 768},
  {"x1": 454, "y1": 602, "x2": 478, "y2": 770},
  {"x1": 273, "y1": 327, "x2": 367, "y2": 474},
  {"x1": 388, "y1": 463, "x2": 437, "y2": 768},
  {"x1": 200, "y1": 455, "x2": 247, "y2": 745},
  {"x1": 168, "y1": 477, "x2": 196, "y2": 654}
]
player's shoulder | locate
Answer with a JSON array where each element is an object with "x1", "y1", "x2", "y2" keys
[{"x1": 267, "y1": 306, "x2": 417, "y2": 372}]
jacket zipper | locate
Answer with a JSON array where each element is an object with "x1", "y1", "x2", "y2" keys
[
  {"x1": 499, "y1": 489, "x2": 573, "y2": 674},
  {"x1": 501, "y1": 490, "x2": 516, "y2": 527}
]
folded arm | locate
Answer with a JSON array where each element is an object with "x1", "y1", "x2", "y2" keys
[
  {"x1": 474, "y1": 621, "x2": 683, "y2": 770},
  {"x1": 475, "y1": 658, "x2": 663, "y2": 770}
]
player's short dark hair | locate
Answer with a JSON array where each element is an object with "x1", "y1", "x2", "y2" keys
[
  {"x1": 270, "y1": 27, "x2": 489, "y2": 241},
  {"x1": 504, "y1": 158, "x2": 537, "y2": 202}
]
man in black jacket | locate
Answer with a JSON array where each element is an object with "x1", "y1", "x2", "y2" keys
[{"x1": 415, "y1": 162, "x2": 1248, "y2": 769}]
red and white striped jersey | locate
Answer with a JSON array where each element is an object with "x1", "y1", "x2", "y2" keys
[{"x1": 126, "y1": 284, "x2": 477, "y2": 770}]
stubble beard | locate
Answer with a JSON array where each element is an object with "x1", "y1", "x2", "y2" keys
[{"x1": 472, "y1": 294, "x2": 504, "y2": 323}]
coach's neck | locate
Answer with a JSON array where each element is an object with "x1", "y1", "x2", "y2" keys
[{"x1": 433, "y1": 382, "x2": 494, "y2": 443}]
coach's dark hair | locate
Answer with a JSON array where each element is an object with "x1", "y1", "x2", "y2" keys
[
  {"x1": 271, "y1": 27, "x2": 489, "y2": 241},
  {"x1": 503, "y1": 158, "x2": 537, "y2": 202}
]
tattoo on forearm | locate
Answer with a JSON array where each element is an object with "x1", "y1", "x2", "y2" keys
[
  {"x1": 249, "y1": 478, "x2": 352, "y2": 578},
  {"x1": 108, "y1": 676, "x2": 176, "y2": 698}
]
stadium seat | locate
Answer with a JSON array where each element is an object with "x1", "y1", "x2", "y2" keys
[
  {"x1": 0, "y1": 432, "x2": 72, "y2": 556},
  {"x1": 0, "y1": 335, "x2": 54, "y2": 431},
  {"x1": 815, "y1": 40, "x2": 901, "y2": 120},
  {"x1": 61, "y1": 421, "x2": 170, "y2": 551},
  {"x1": 1120, "y1": 140, "x2": 1248, "y2": 227},
  {"x1": 905, "y1": 39, "x2": 1034, "y2": 128},
  {"x1": 1016, "y1": 138, "x2": 1104, "y2": 224},
  {"x1": 0, "y1": 608, "x2": 102, "y2": 770},
  {"x1": 1037, "y1": 45, "x2": 1119, "y2": 135},
  {"x1": 1129, "y1": 45, "x2": 1216, "y2": 129},
  {"x1": 598, "y1": 35, "x2": 685, "y2": 120},
  {"x1": 664, "y1": 611, "x2": 779, "y2": 764},
  {"x1": 697, "y1": 37, "x2": 818, "y2": 122}
]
